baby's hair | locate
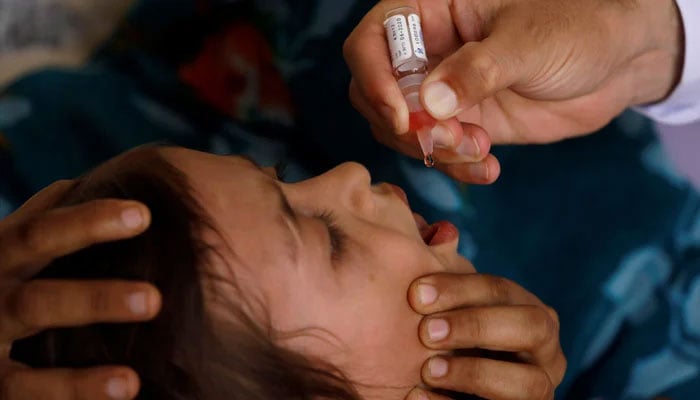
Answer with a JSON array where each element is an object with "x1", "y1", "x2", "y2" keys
[{"x1": 11, "y1": 146, "x2": 359, "y2": 400}]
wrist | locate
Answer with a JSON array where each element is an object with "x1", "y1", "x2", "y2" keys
[{"x1": 629, "y1": 0, "x2": 684, "y2": 105}]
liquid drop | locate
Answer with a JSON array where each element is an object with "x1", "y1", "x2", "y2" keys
[{"x1": 424, "y1": 154, "x2": 435, "y2": 168}]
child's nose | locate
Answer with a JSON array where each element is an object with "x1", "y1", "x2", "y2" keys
[
  {"x1": 327, "y1": 162, "x2": 371, "y2": 186},
  {"x1": 322, "y1": 162, "x2": 375, "y2": 214}
]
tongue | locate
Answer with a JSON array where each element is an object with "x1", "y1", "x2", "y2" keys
[{"x1": 421, "y1": 221, "x2": 458, "y2": 245}]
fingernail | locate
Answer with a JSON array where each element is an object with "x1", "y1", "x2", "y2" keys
[
  {"x1": 424, "y1": 82, "x2": 458, "y2": 119},
  {"x1": 418, "y1": 283, "x2": 438, "y2": 305},
  {"x1": 427, "y1": 318, "x2": 450, "y2": 341},
  {"x1": 105, "y1": 376, "x2": 129, "y2": 399},
  {"x1": 120, "y1": 207, "x2": 143, "y2": 229},
  {"x1": 455, "y1": 135, "x2": 481, "y2": 158},
  {"x1": 468, "y1": 163, "x2": 490, "y2": 182},
  {"x1": 429, "y1": 357, "x2": 449, "y2": 378},
  {"x1": 407, "y1": 387, "x2": 429, "y2": 400},
  {"x1": 127, "y1": 292, "x2": 148, "y2": 315},
  {"x1": 431, "y1": 124, "x2": 454, "y2": 148}
]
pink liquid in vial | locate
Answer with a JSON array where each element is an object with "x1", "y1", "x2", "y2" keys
[
  {"x1": 409, "y1": 110, "x2": 436, "y2": 167},
  {"x1": 408, "y1": 110, "x2": 436, "y2": 132}
]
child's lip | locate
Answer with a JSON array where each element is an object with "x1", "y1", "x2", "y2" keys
[
  {"x1": 385, "y1": 183, "x2": 459, "y2": 246},
  {"x1": 413, "y1": 212, "x2": 429, "y2": 231},
  {"x1": 421, "y1": 220, "x2": 459, "y2": 246}
]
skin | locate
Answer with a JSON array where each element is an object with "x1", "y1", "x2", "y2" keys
[
  {"x1": 164, "y1": 147, "x2": 565, "y2": 399},
  {"x1": 0, "y1": 0, "x2": 682, "y2": 394},
  {"x1": 345, "y1": 0, "x2": 684, "y2": 184},
  {"x1": 165, "y1": 147, "x2": 474, "y2": 398},
  {"x1": 0, "y1": 147, "x2": 565, "y2": 399}
]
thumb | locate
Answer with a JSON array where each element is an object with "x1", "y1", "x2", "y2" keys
[{"x1": 421, "y1": 38, "x2": 524, "y2": 120}]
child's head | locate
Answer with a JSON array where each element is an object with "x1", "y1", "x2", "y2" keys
[{"x1": 12, "y1": 145, "x2": 475, "y2": 399}]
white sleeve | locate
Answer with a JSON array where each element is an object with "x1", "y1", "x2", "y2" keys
[{"x1": 636, "y1": 0, "x2": 700, "y2": 125}]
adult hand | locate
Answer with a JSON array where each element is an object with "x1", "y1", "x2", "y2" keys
[
  {"x1": 345, "y1": 0, "x2": 684, "y2": 182},
  {"x1": 0, "y1": 181, "x2": 161, "y2": 400},
  {"x1": 406, "y1": 273, "x2": 566, "y2": 400}
]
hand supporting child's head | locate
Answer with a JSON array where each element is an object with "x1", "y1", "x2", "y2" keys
[{"x1": 11, "y1": 145, "x2": 475, "y2": 399}]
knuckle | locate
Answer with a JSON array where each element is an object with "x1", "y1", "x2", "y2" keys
[
  {"x1": 364, "y1": 90, "x2": 389, "y2": 113},
  {"x1": 552, "y1": 352, "x2": 568, "y2": 384},
  {"x1": 544, "y1": 305, "x2": 561, "y2": 332},
  {"x1": 76, "y1": 199, "x2": 124, "y2": 238},
  {"x1": 83, "y1": 200, "x2": 113, "y2": 226},
  {"x1": 16, "y1": 218, "x2": 50, "y2": 257},
  {"x1": 70, "y1": 371, "x2": 87, "y2": 400},
  {"x1": 469, "y1": 49, "x2": 502, "y2": 92},
  {"x1": 485, "y1": 275, "x2": 511, "y2": 304},
  {"x1": 526, "y1": 368, "x2": 554, "y2": 400},
  {"x1": 342, "y1": 35, "x2": 356, "y2": 62},
  {"x1": 1, "y1": 369, "x2": 28, "y2": 399},
  {"x1": 14, "y1": 283, "x2": 51, "y2": 329},
  {"x1": 88, "y1": 288, "x2": 112, "y2": 317},
  {"x1": 83, "y1": 198, "x2": 121, "y2": 220},
  {"x1": 348, "y1": 82, "x2": 365, "y2": 113},
  {"x1": 454, "y1": 357, "x2": 484, "y2": 386},
  {"x1": 531, "y1": 307, "x2": 558, "y2": 347},
  {"x1": 461, "y1": 312, "x2": 483, "y2": 340}
]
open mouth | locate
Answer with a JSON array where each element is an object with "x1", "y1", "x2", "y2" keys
[
  {"x1": 388, "y1": 182, "x2": 459, "y2": 246},
  {"x1": 415, "y1": 213, "x2": 459, "y2": 246}
]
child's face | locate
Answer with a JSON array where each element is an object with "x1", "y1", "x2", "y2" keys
[{"x1": 164, "y1": 148, "x2": 475, "y2": 399}]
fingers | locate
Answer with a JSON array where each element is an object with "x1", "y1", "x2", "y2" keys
[
  {"x1": 367, "y1": 112, "x2": 493, "y2": 165},
  {"x1": 1, "y1": 366, "x2": 140, "y2": 400},
  {"x1": 349, "y1": 79, "x2": 400, "y2": 135},
  {"x1": 422, "y1": 39, "x2": 524, "y2": 120},
  {"x1": 0, "y1": 199, "x2": 150, "y2": 279},
  {"x1": 369, "y1": 120, "x2": 500, "y2": 184},
  {"x1": 409, "y1": 273, "x2": 567, "y2": 386},
  {"x1": 346, "y1": 0, "x2": 504, "y2": 184},
  {"x1": 0, "y1": 280, "x2": 161, "y2": 342},
  {"x1": 418, "y1": 305, "x2": 561, "y2": 364},
  {"x1": 3, "y1": 181, "x2": 76, "y2": 226},
  {"x1": 436, "y1": 154, "x2": 501, "y2": 184},
  {"x1": 363, "y1": 96, "x2": 500, "y2": 184},
  {"x1": 409, "y1": 273, "x2": 543, "y2": 314},
  {"x1": 418, "y1": 305, "x2": 556, "y2": 351},
  {"x1": 345, "y1": 0, "x2": 478, "y2": 134},
  {"x1": 418, "y1": 310, "x2": 566, "y2": 386},
  {"x1": 432, "y1": 120, "x2": 492, "y2": 163},
  {"x1": 421, "y1": 356, "x2": 555, "y2": 400},
  {"x1": 344, "y1": 1, "x2": 416, "y2": 134}
]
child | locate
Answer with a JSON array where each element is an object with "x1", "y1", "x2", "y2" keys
[{"x1": 11, "y1": 145, "x2": 563, "y2": 399}]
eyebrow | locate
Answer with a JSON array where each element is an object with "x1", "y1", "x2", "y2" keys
[{"x1": 238, "y1": 155, "x2": 301, "y2": 265}]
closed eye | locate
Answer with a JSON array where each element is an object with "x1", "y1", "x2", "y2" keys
[{"x1": 315, "y1": 210, "x2": 348, "y2": 264}]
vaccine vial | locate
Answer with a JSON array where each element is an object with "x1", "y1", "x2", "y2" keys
[{"x1": 384, "y1": 6, "x2": 435, "y2": 167}]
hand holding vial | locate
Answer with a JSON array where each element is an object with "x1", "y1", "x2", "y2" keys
[
  {"x1": 345, "y1": 0, "x2": 683, "y2": 183},
  {"x1": 347, "y1": 3, "x2": 499, "y2": 183},
  {"x1": 384, "y1": 7, "x2": 436, "y2": 167}
]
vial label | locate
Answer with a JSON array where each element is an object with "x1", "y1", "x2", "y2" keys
[
  {"x1": 407, "y1": 14, "x2": 427, "y2": 61},
  {"x1": 384, "y1": 14, "x2": 412, "y2": 69}
]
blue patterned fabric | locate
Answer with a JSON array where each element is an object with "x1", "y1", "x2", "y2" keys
[{"x1": 0, "y1": 0, "x2": 698, "y2": 397}]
